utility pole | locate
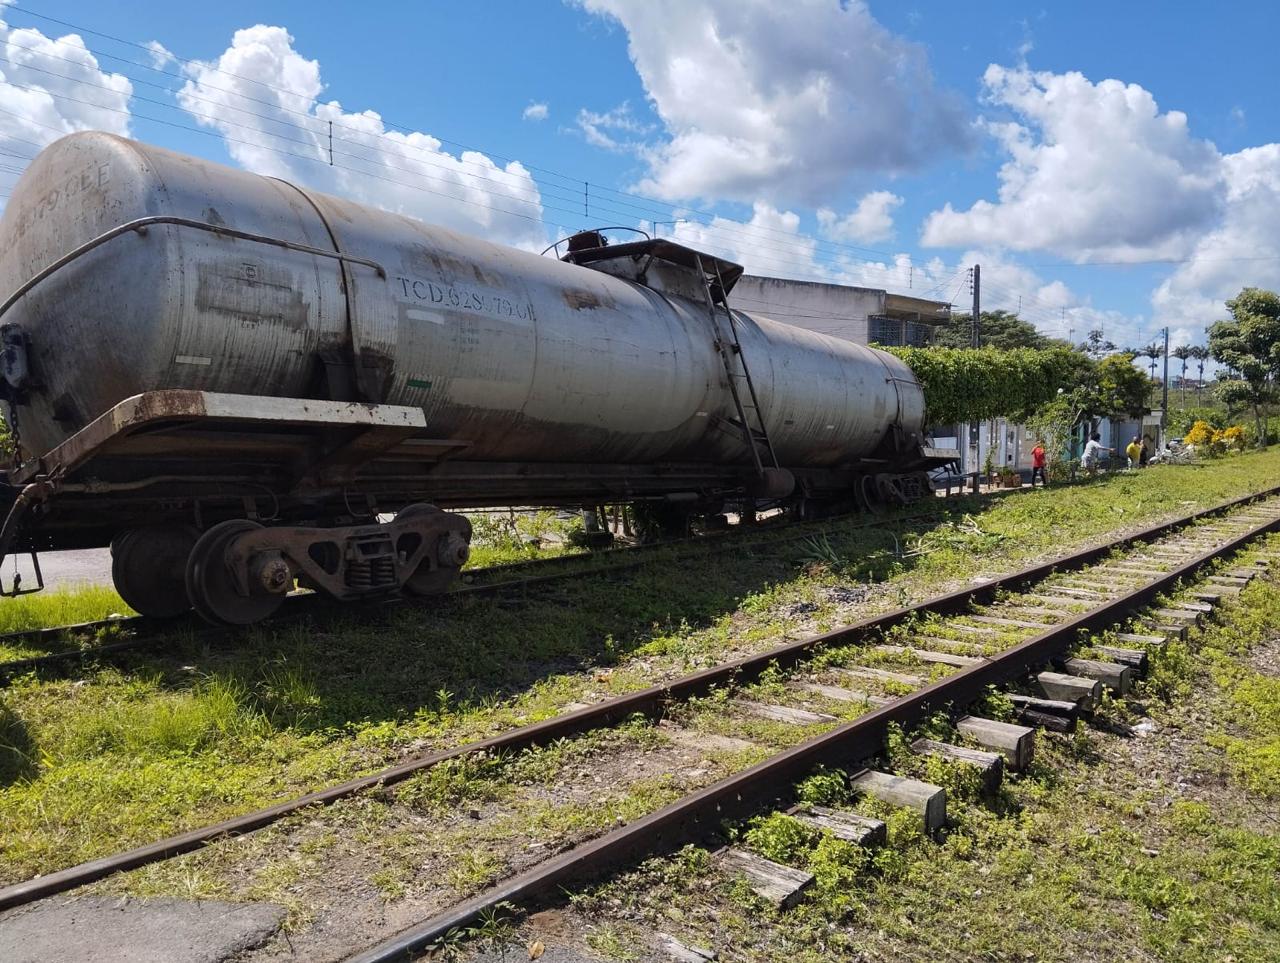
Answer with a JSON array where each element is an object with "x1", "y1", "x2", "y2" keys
[
  {"x1": 970, "y1": 264, "x2": 981, "y2": 348},
  {"x1": 969, "y1": 264, "x2": 981, "y2": 481},
  {"x1": 1160, "y1": 326, "x2": 1170, "y2": 446}
]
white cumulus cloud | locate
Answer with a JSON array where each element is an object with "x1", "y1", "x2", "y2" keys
[
  {"x1": 574, "y1": 102, "x2": 650, "y2": 152},
  {"x1": 0, "y1": 14, "x2": 132, "y2": 186},
  {"x1": 921, "y1": 64, "x2": 1223, "y2": 262},
  {"x1": 574, "y1": 0, "x2": 968, "y2": 204},
  {"x1": 1151, "y1": 143, "x2": 1280, "y2": 333},
  {"x1": 521, "y1": 101, "x2": 549, "y2": 122},
  {"x1": 145, "y1": 39, "x2": 175, "y2": 69},
  {"x1": 817, "y1": 191, "x2": 904, "y2": 244},
  {"x1": 660, "y1": 204, "x2": 1150, "y2": 350},
  {"x1": 177, "y1": 25, "x2": 547, "y2": 248}
]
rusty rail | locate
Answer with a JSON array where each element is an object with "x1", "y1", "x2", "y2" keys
[
  {"x1": 0, "y1": 485, "x2": 1274, "y2": 914},
  {"x1": 0, "y1": 499, "x2": 963, "y2": 679},
  {"x1": 346, "y1": 500, "x2": 1280, "y2": 962}
]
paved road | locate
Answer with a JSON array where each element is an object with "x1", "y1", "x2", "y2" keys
[{"x1": 4, "y1": 548, "x2": 112, "y2": 592}]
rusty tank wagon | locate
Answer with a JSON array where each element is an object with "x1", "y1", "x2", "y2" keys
[{"x1": 0, "y1": 133, "x2": 956, "y2": 624}]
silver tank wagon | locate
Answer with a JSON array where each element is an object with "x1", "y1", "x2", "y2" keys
[{"x1": 0, "y1": 133, "x2": 954, "y2": 623}]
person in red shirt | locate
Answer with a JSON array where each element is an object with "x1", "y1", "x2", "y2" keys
[{"x1": 1031, "y1": 441, "x2": 1048, "y2": 487}]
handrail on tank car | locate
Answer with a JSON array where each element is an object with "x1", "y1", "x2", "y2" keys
[
  {"x1": 539, "y1": 226, "x2": 651, "y2": 258},
  {"x1": 0, "y1": 216, "x2": 388, "y2": 324}
]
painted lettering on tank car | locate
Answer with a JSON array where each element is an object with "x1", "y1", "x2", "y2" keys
[
  {"x1": 11, "y1": 161, "x2": 111, "y2": 240},
  {"x1": 394, "y1": 275, "x2": 535, "y2": 322}
]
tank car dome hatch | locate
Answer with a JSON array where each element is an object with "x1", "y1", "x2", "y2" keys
[{"x1": 560, "y1": 235, "x2": 744, "y2": 304}]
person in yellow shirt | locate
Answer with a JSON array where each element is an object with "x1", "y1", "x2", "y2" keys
[{"x1": 1125, "y1": 436, "x2": 1143, "y2": 470}]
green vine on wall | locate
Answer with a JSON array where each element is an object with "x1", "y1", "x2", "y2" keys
[{"x1": 884, "y1": 345, "x2": 1080, "y2": 427}]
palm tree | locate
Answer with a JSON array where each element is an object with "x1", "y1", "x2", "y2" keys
[
  {"x1": 1141, "y1": 342, "x2": 1162, "y2": 381},
  {"x1": 1189, "y1": 345, "x2": 1210, "y2": 402},
  {"x1": 1172, "y1": 345, "x2": 1192, "y2": 405}
]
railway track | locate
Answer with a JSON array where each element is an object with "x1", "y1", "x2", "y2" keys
[
  {"x1": 0, "y1": 497, "x2": 980, "y2": 683},
  {"x1": 339, "y1": 493, "x2": 1280, "y2": 963},
  {"x1": 0, "y1": 486, "x2": 1277, "y2": 959}
]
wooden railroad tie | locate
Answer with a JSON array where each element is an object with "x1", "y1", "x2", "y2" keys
[
  {"x1": 956, "y1": 715, "x2": 1035, "y2": 770},
  {"x1": 910, "y1": 738, "x2": 1003, "y2": 795},
  {"x1": 967, "y1": 615, "x2": 1048, "y2": 629},
  {"x1": 1114, "y1": 632, "x2": 1169, "y2": 649},
  {"x1": 718, "y1": 848, "x2": 813, "y2": 909},
  {"x1": 832, "y1": 666, "x2": 926, "y2": 687},
  {"x1": 1008, "y1": 694, "x2": 1078, "y2": 733},
  {"x1": 1152, "y1": 608, "x2": 1203, "y2": 626},
  {"x1": 793, "y1": 806, "x2": 887, "y2": 847},
  {"x1": 1036, "y1": 671, "x2": 1102, "y2": 710},
  {"x1": 850, "y1": 769, "x2": 947, "y2": 833},
  {"x1": 1060, "y1": 657, "x2": 1133, "y2": 695},
  {"x1": 873, "y1": 645, "x2": 982, "y2": 667},
  {"x1": 1092, "y1": 645, "x2": 1148, "y2": 674},
  {"x1": 732, "y1": 700, "x2": 837, "y2": 726},
  {"x1": 796, "y1": 682, "x2": 890, "y2": 707}
]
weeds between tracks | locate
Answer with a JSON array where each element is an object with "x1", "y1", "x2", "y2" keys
[
  {"x1": 566, "y1": 554, "x2": 1280, "y2": 963},
  {"x1": 2, "y1": 451, "x2": 1280, "y2": 922}
]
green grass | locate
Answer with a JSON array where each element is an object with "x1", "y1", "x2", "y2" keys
[
  {"x1": 463, "y1": 508, "x2": 584, "y2": 568},
  {"x1": 1, "y1": 450, "x2": 1279, "y2": 900},
  {"x1": 1197, "y1": 579, "x2": 1280, "y2": 797},
  {"x1": 575, "y1": 553, "x2": 1280, "y2": 962},
  {"x1": 0, "y1": 584, "x2": 131, "y2": 661}
]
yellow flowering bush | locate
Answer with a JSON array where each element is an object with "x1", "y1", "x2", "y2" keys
[
  {"x1": 1183, "y1": 420, "x2": 1214, "y2": 447},
  {"x1": 1221, "y1": 425, "x2": 1248, "y2": 450},
  {"x1": 1185, "y1": 421, "x2": 1249, "y2": 457}
]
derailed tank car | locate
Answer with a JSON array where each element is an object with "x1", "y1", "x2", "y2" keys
[{"x1": 0, "y1": 133, "x2": 956, "y2": 624}]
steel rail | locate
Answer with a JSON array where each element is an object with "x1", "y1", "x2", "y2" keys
[
  {"x1": 345, "y1": 501, "x2": 1280, "y2": 963},
  {"x1": 0, "y1": 485, "x2": 1273, "y2": 913},
  {"x1": 0, "y1": 507, "x2": 818, "y2": 651},
  {"x1": 0, "y1": 500, "x2": 964, "y2": 678}
]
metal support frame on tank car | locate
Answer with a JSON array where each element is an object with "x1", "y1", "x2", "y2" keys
[
  {"x1": 0, "y1": 391, "x2": 754, "y2": 546},
  {"x1": 0, "y1": 388, "x2": 956, "y2": 619},
  {"x1": 0, "y1": 388, "x2": 957, "y2": 551}
]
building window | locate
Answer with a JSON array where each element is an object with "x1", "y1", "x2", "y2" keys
[{"x1": 868, "y1": 315, "x2": 931, "y2": 347}]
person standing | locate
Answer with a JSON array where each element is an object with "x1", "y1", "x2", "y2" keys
[
  {"x1": 1081, "y1": 432, "x2": 1110, "y2": 476},
  {"x1": 1031, "y1": 440, "x2": 1048, "y2": 487},
  {"x1": 1140, "y1": 434, "x2": 1153, "y2": 467},
  {"x1": 1125, "y1": 436, "x2": 1143, "y2": 470}
]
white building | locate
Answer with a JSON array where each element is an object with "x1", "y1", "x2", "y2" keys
[{"x1": 732, "y1": 275, "x2": 952, "y2": 347}]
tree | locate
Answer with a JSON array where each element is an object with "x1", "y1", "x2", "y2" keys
[
  {"x1": 1207, "y1": 287, "x2": 1280, "y2": 447},
  {"x1": 1172, "y1": 345, "x2": 1192, "y2": 405},
  {"x1": 931, "y1": 310, "x2": 1056, "y2": 351},
  {"x1": 1025, "y1": 351, "x2": 1152, "y2": 464},
  {"x1": 1078, "y1": 329, "x2": 1117, "y2": 360},
  {"x1": 1089, "y1": 353, "x2": 1155, "y2": 421},
  {"x1": 1188, "y1": 345, "x2": 1210, "y2": 402},
  {"x1": 1136, "y1": 341, "x2": 1162, "y2": 381}
]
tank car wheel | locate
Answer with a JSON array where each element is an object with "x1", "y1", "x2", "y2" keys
[
  {"x1": 111, "y1": 525, "x2": 199, "y2": 619},
  {"x1": 876, "y1": 474, "x2": 909, "y2": 506},
  {"x1": 857, "y1": 475, "x2": 886, "y2": 515},
  {"x1": 398, "y1": 503, "x2": 468, "y2": 597},
  {"x1": 185, "y1": 520, "x2": 286, "y2": 626}
]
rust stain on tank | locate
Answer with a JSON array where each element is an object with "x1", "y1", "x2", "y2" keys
[{"x1": 563, "y1": 289, "x2": 610, "y2": 310}]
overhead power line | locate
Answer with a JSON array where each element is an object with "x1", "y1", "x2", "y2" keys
[{"x1": 1, "y1": 3, "x2": 928, "y2": 269}]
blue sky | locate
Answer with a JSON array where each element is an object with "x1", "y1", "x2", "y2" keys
[{"x1": 2, "y1": 0, "x2": 1278, "y2": 353}]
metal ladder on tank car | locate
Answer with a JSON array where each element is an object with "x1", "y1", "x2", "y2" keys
[{"x1": 694, "y1": 254, "x2": 780, "y2": 479}]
